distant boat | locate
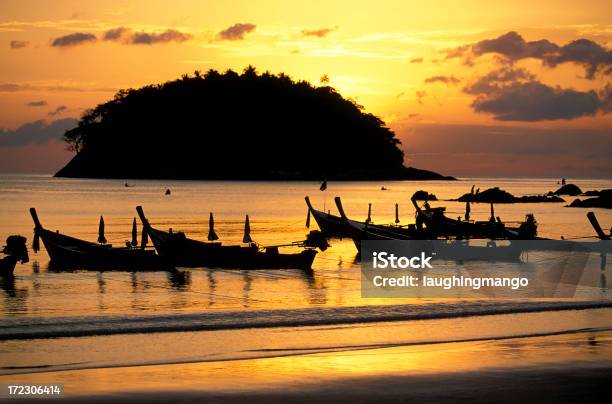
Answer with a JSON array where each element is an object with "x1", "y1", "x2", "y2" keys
[
  {"x1": 136, "y1": 206, "x2": 317, "y2": 270},
  {"x1": 165, "y1": 188, "x2": 171, "y2": 195},
  {"x1": 29, "y1": 208, "x2": 171, "y2": 271}
]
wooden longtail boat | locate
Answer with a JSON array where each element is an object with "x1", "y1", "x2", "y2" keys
[
  {"x1": 136, "y1": 206, "x2": 317, "y2": 270},
  {"x1": 411, "y1": 198, "x2": 532, "y2": 240},
  {"x1": 305, "y1": 196, "x2": 429, "y2": 240},
  {"x1": 29, "y1": 208, "x2": 172, "y2": 270}
]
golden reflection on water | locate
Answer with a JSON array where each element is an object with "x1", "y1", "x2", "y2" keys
[{"x1": 2, "y1": 329, "x2": 610, "y2": 396}]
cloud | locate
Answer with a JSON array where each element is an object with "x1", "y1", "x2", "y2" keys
[
  {"x1": 544, "y1": 38, "x2": 612, "y2": 79},
  {"x1": 446, "y1": 31, "x2": 612, "y2": 79},
  {"x1": 463, "y1": 67, "x2": 608, "y2": 121},
  {"x1": 410, "y1": 57, "x2": 424, "y2": 63},
  {"x1": 102, "y1": 26, "x2": 130, "y2": 41},
  {"x1": 463, "y1": 66, "x2": 534, "y2": 94},
  {"x1": 217, "y1": 23, "x2": 256, "y2": 40},
  {"x1": 301, "y1": 27, "x2": 337, "y2": 38},
  {"x1": 48, "y1": 105, "x2": 68, "y2": 116},
  {"x1": 51, "y1": 32, "x2": 97, "y2": 47},
  {"x1": 9, "y1": 40, "x2": 29, "y2": 49},
  {"x1": 26, "y1": 100, "x2": 47, "y2": 107},
  {"x1": 415, "y1": 90, "x2": 427, "y2": 105},
  {"x1": 130, "y1": 29, "x2": 192, "y2": 44},
  {"x1": 472, "y1": 31, "x2": 558, "y2": 60},
  {"x1": 101, "y1": 27, "x2": 192, "y2": 44},
  {"x1": 0, "y1": 118, "x2": 77, "y2": 147},
  {"x1": 424, "y1": 75, "x2": 460, "y2": 85}
]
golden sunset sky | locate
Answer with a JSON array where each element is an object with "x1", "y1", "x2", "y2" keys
[{"x1": 1, "y1": 0, "x2": 611, "y2": 177}]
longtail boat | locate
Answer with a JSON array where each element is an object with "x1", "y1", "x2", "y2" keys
[
  {"x1": 136, "y1": 206, "x2": 317, "y2": 270},
  {"x1": 29, "y1": 208, "x2": 172, "y2": 270},
  {"x1": 305, "y1": 196, "x2": 429, "y2": 240},
  {"x1": 410, "y1": 198, "x2": 535, "y2": 240}
]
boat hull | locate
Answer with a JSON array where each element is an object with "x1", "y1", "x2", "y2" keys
[
  {"x1": 37, "y1": 228, "x2": 171, "y2": 270},
  {"x1": 144, "y1": 224, "x2": 317, "y2": 270}
]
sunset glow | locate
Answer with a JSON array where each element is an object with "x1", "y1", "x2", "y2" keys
[{"x1": 1, "y1": 0, "x2": 611, "y2": 177}]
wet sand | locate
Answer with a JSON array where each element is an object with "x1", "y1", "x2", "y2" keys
[{"x1": 5, "y1": 328, "x2": 611, "y2": 403}]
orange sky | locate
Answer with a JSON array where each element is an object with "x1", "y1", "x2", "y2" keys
[{"x1": 1, "y1": 0, "x2": 611, "y2": 177}]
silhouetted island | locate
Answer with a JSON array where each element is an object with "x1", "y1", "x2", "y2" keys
[
  {"x1": 454, "y1": 187, "x2": 564, "y2": 203},
  {"x1": 568, "y1": 189, "x2": 612, "y2": 209},
  {"x1": 55, "y1": 67, "x2": 454, "y2": 181}
]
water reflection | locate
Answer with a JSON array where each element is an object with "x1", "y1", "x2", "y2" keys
[
  {"x1": 0, "y1": 276, "x2": 28, "y2": 315},
  {"x1": 167, "y1": 270, "x2": 191, "y2": 291}
]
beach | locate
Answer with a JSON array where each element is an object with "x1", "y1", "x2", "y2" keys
[{"x1": 2, "y1": 315, "x2": 611, "y2": 403}]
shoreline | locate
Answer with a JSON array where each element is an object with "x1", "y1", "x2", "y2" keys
[{"x1": 4, "y1": 328, "x2": 611, "y2": 403}]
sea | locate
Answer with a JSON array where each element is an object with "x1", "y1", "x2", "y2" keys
[{"x1": 0, "y1": 174, "x2": 611, "y2": 374}]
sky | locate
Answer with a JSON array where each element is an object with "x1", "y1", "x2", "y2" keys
[{"x1": 1, "y1": 0, "x2": 611, "y2": 177}]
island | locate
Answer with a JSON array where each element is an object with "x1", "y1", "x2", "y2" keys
[
  {"x1": 454, "y1": 187, "x2": 564, "y2": 203},
  {"x1": 55, "y1": 68, "x2": 454, "y2": 181}
]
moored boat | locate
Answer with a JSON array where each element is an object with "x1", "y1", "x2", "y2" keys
[
  {"x1": 29, "y1": 208, "x2": 172, "y2": 270},
  {"x1": 136, "y1": 206, "x2": 317, "y2": 270}
]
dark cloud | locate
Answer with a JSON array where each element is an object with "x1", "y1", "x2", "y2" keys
[
  {"x1": 0, "y1": 118, "x2": 77, "y2": 147},
  {"x1": 129, "y1": 29, "x2": 192, "y2": 44},
  {"x1": 424, "y1": 75, "x2": 460, "y2": 85},
  {"x1": 217, "y1": 23, "x2": 256, "y2": 40},
  {"x1": 415, "y1": 90, "x2": 427, "y2": 105},
  {"x1": 26, "y1": 100, "x2": 47, "y2": 107},
  {"x1": 472, "y1": 31, "x2": 558, "y2": 60},
  {"x1": 103, "y1": 27, "x2": 130, "y2": 41},
  {"x1": 51, "y1": 32, "x2": 97, "y2": 47},
  {"x1": 471, "y1": 82, "x2": 601, "y2": 121},
  {"x1": 410, "y1": 57, "x2": 424, "y2": 63},
  {"x1": 463, "y1": 66, "x2": 534, "y2": 94},
  {"x1": 48, "y1": 105, "x2": 68, "y2": 116},
  {"x1": 10, "y1": 40, "x2": 29, "y2": 49},
  {"x1": 102, "y1": 27, "x2": 192, "y2": 44},
  {"x1": 462, "y1": 67, "x2": 611, "y2": 121},
  {"x1": 301, "y1": 27, "x2": 337, "y2": 38},
  {"x1": 544, "y1": 38, "x2": 612, "y2": 79},
  {"x1": 447, "y1": 31, "x2": 612, "y2": 79}
]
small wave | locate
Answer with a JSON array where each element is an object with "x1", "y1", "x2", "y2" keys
[
  {"x1": 3, "y1": 326, "x2": 611, "y2": 376},
  {"x1": 0, "y1": 300, "x2": 611, "y2": 341}
]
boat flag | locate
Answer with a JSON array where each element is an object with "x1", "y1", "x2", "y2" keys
[
  {"x1": 131, "y1": 217, "x2": 138, "y2": 247},
  {"x1": 208, "y1": 212, "x2": 219, "y2": 241},
  {"x1": 320, "y1": 180, "x2": 327, "y2": 191},
  {"x1": 98, "y1": 216, "x2": 107, "y2": 244},
  {"x1": 395, "y1": 203, "x2": 400, "y2": 224},
  {"x1": 243, "y1": 215, "x2": 253, "y2": 243}
]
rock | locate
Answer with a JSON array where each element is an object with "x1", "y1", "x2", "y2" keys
[
  {"x1": 553, "y1": 184, "x2": 582, "y2": 196},
  {"x1": 568, "y1": 191, "x2": 612, "y2": 209},
  {"x1": 456, "y1": 187, "x2": 564, "y2": 203},
  {"x1": 411, "y1": 190, "x2": 438, "y2": 201}
]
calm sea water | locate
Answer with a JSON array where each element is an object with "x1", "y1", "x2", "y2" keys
[
  {"x1": 0, "y1": 175, "x2": 611, "y2": 318},
  {"x1": 0, "y1": 175, "x2": 611, "y2": 373}
]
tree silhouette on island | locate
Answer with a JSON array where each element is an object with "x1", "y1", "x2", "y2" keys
[{"x1": 56, "y1": 67, "x2": 454, "y2": 181}]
